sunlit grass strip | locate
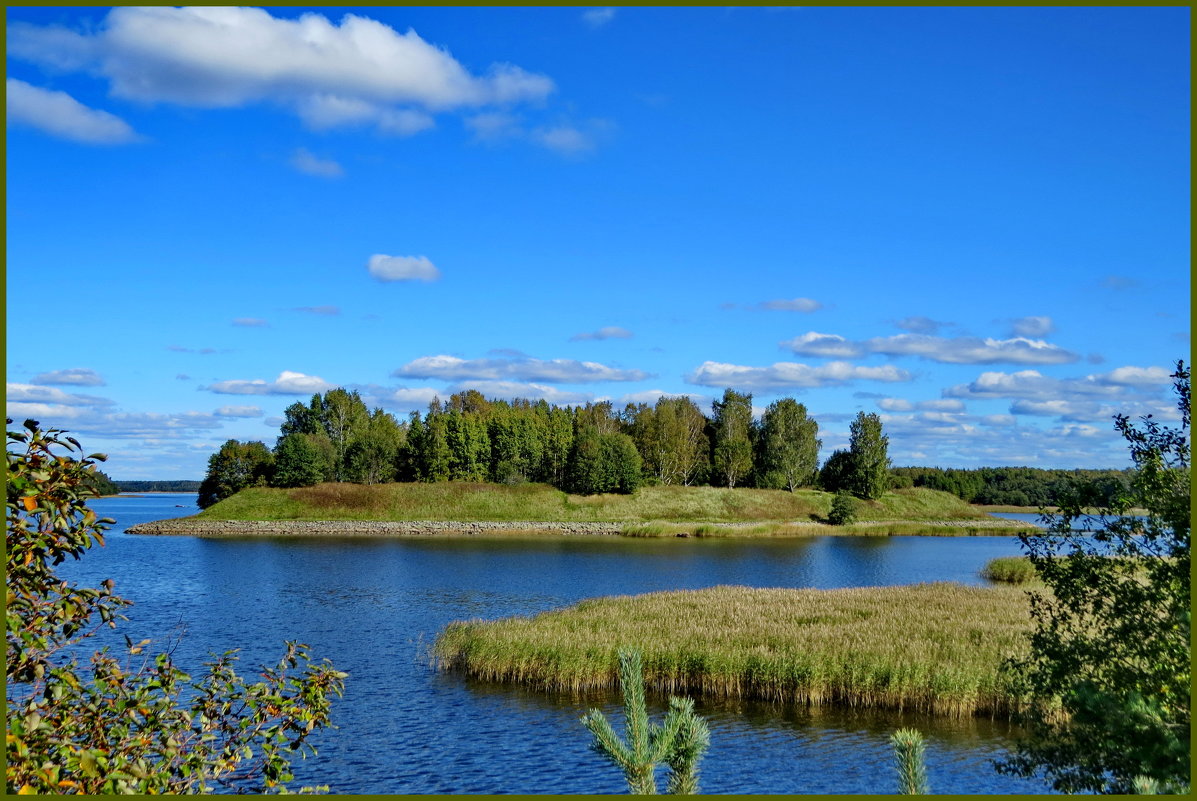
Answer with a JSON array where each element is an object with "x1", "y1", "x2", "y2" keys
[
  {"x1": 981, "y1": 556, "x2": 1039, "y2": 583},
  {"x1": 618, "y1": 521, "x2": 1028, "y2": 538},
  {"x1": 435, "y1": 583, "x2": 1033, "y2": 718},
  {"x1": 201, "y1": 483, "x2": 1003, "y2": 525}
]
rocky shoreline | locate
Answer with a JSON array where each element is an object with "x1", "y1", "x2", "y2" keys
[
  {"x1": 126, "y1": 518, "x2": 626, "y2": 537},
  {"x1": 125, "y1": 516, "x2": 1029, "y2": 538}
]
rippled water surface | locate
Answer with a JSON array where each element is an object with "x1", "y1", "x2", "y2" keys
[{"x1": 59, "y1": 494, "x2": 1053, "y2": 794}]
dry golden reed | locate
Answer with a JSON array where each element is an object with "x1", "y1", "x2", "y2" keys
[{"x1": 435, "y1": 582, "x2": 1034, "y2": 719}]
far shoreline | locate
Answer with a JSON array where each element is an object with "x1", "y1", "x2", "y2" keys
[{"x1": 126, "y1": 516, "x2": 1033, "y2": 539}]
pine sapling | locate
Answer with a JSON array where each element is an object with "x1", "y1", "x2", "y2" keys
[
  {"x1": 581, "y1": 650, "x2": 710, "y2": 795},
  {"x1": 891, "y1": 728, "x2": 929, "y2": 794}
]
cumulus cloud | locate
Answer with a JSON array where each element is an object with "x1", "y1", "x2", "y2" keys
[
  {"x1": 893, "y1": 316, "x2": 947, "y2": 334},
  {"x1": 294, "y1": 305, "x2": 340, "y2": 316},
  {"x1": 467, "y1": 112, "x2": 610, "y2": 154},
  {"x1": 214, "y1": 405, "x2": 264, "y2": 418},
  {"x1": 6, "y1": 78, "x2": 140, "y2": 144},
  {"x1": 944, "y1": 366, "x2": 1174, "y2": 401},
  {"x1": 9, "y1": 7, "x2": 553, "y2": 138},
  {"x1": 465, "y1": 111, "x2": 523, "y2": 142},
  {"x1": 1009, "y1": 315, "x2": 1055, "y2": 338},
  {"x1": 368, "y1": 254, "x2": 441, "y2": 282},
  {"x1": 780, "y1": 331, "x2": 1079, "y2": 365},
  {"x1": 617, "y1": 389, "x2": 710, "y2": 406},
  {"x1": 531, "y1": 124, "x2": 596, "y2": 154},
  {"x1": 758, "y1": 297, "x2": 822, "y2": 313},
  {"x1": 168, "y1": 345, "x2": 221, "y2": 353},
  {"x1": 685, "y1": 360, "x2": 912, "y2": 391},
  {"x1": 877, "y1": 397, "x2": 965, "y2": 413},
  {"x1": 7, "y1": 8, "x2": 555, "y2": 137},
  {"x1": 570, "y1": 326, "x2": 633, "y2": 341},
  {"x1": 445, "y1": 380, "x2": 594, "y2": 406},
  {"x1": 779, "y1": 332, "x2": 863, "y2": 359},
  {"x1": 582, "y1": 8, "x2": 617, "y2": 28},
  {"x1": 204, "y1": 370, "x2": 334, "y2": 396},
  {"x1": 1009, "y1": 399, "x2": 1101, "y2": 419},
  {"x1": 232, "y1": 318, "x2": 268, "y2": 327},
  {"x1": 30, "y1": 368, "x2": 105, "y2": 386},
  {"x1": 6, "y1": 383, "x2": 114, "y2": 407},
  {"x1": 393, "y1": 355, "x2": 650, "y2": 383},
  {"x1": 290, "y1": 147, "x2": 344, "y2": 177}
]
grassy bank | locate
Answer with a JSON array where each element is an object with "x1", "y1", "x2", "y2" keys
[
  {"x1": 981, "y1": 556, "x2": 1039, "y2": 583},
  {"x1": 435, "y1": 583, "x2": 1033, "y2": 718},
  {"x1": 199, "y1": 482, "x2": 1013, "y2": 528}
]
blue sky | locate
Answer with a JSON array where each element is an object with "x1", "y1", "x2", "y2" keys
[{"x1": 6, "y1": 6, "x2": 1190, "y2": 479}]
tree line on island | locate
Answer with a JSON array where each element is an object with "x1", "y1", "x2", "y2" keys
[
  {"x1": 196, "y1": 388, "x2": 887, "y2": 508},
  {"x1": 195, "y1": 387, "x2": 1135, "y2": 510}
]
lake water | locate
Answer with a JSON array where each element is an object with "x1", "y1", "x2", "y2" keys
[{"x1": 55, "y1": 494, "x2": 1053, "y2": 794}]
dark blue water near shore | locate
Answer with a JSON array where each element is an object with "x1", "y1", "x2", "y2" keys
[{"x1": 58, "y1": 494, "x2": 1053, "y2": 794}]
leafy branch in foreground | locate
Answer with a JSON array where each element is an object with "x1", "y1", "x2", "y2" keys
[
  {"x1": 6, "y1": 418, "x2": 347, "y2": 794},
  {"x1": 581, "y1": 649, "x2": 710, "y2": 794},
  {"x1": 996, "y1": 362, "x2": 1190, "y2": 794}
]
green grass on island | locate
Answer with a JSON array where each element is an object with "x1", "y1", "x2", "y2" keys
[
  {"x1": 981, "y1": 556, "x2": 1039, "y2": 583},
  {"x1": 434, "y1": 582, "x2": 1035, "y2": 718},
  {"x1": 196, "y1": 482, "x2": 1030, "y2": 536}
]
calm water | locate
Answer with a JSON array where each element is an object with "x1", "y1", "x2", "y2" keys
[{"x1": 56, "y1": 494, "x2": 1053, "y2": 794}]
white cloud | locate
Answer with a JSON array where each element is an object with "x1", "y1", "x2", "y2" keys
[
  {"x1": 6, "y1": 383, "x2": 114, "y2": 407},
  {"x1": 1009, "y1": 399, "x2": 1100, "y2": 419},
  {"x1": 685, "y1": 360, "x2": 912, "y2": 391},
  {"x1": 294, "y1": 305, "x2": 340, "y2": 315},
  {"x1": 446, "y1": 380, "x2": 595, "y2": 406},
  {"x1": 918, "y1": 399, "x2": 966, "y2": 412},
  {"x1": 232, "y1": 318, "x2": 269, "y2": 327},
  {"x1": 393, "y1": 355, "x2": 650, "y2": 383},
  {"x1": 297, "y1": 96, "x2": 435, "y2": 135},
  {"x1": 945, "y1": 366, "x2": 1173, "y2": 401},
  {"x1": 571, "y1": 326, "x2": 633, "y2": 341},
  {"x1": 781, "y1": 331, "x2": 1079, "y2": 365},
  {"x1": 617, "y1": 389, "x2": 710, "y2": 406},
  {"x1": 466, "y1": 112, "x2": 611, "y2": 155},
  {"x1": 465, "y1": 111, "x2": 523, "y2": 142},
  {"x1": 894, "y1": 316, "x2": 947, "y2": 334},
  {"x1": 214, "y1": 405, "x2": 264, "y2": 418},
  {"x1": 204, "y1": 370, "x2": 334, "y2": 396},
  {"x1": 582, "y1": 8, "x2": 617, "y2": 28},
  {"x1": 6, "y1": 78, "x2": 140, "y2": 145},
  {"x1": 368, "y1": 254, "x2": 441, "y2": 282},
  {"x1": 290, "y1": 147, "x2": 344, "y2": 177},
  {"x1": 531, "y1": 124, "x2": 596, "y2": 155},
  {"x1": 779, "y1": 332, "x2": 862, "y2": 359},
  {"x1": 878, "y1": 397, "x2": 965, "y2": 414},
  {"x1": 1091, "y1": 365, "x2": 1174, "y2": 387},
  {"x1": 758, "y1": 298, "x2": 822, "y2": 313},
  {"x1": 1009, "y1": 315, "x2": 1055, "y2": 338},
  {"x1": 30, "y1": 368, "x2": 105, "y2": 387},
  {"x1": 8, "y1": 8, "x2": 555, "y2": 135}
]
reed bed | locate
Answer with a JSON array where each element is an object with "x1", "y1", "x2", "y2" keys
[
  {"x1": 435, "y1": 583, "x2": 1034, "y2": 719},
  {"x1": 981, "y1": 556, "x2": 1039, "y2": 583}
]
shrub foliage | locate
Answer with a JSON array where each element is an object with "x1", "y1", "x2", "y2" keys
[
  {"x1": 6, "y1": 419, "x2": 346, "y2": 794},
  {"x1": 996, "y1": 363, "x2": 1190, "y2": 793}
]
